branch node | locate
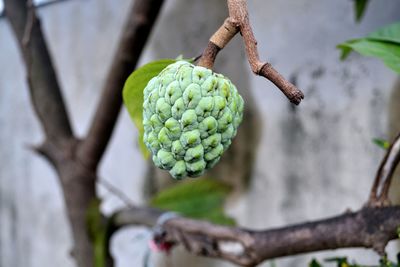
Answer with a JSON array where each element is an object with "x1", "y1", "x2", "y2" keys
[
  {"x1": 209, "y1": 18, "x2": 239, "y2": 49},
  {"x1": 368, "y1": 133, "x2": 400, "y2": 206},
  {"x1": 198, "y1": 0, "x2": 304, "y2": 104},
  {"x1": 260, "y1": 63, "x2": 304, "y2": 105}
]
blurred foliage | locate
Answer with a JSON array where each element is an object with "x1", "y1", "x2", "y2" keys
[
  {"x1": 338, "y1": 22, "x2": 400, "y2": 73},
  {"x1": 150, "y1": 178, "x2": 236, "y2": 225},
  {"x1": 305, "y1": 220, "x2": 400, "y2": 267},
  {"x1": 308, "y1": 255, "x2": 400, "y2": 267},
  {"x1": 373, "y1": 138, "x2": 390, "y2": 150},
  {"x1": 310, "y1": 259, "x2": 324, "y2": 267},
  {"x1": 354, "y1": 0, "x2": 369, "y2": 22}
]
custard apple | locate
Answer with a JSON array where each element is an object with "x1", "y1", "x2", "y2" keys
[{"x1": 143, "y1": 61, "x2": 244, "y2": 179}]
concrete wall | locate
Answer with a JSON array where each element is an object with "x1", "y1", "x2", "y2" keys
[{"x1": 1, "y1": 0, "x2": 400, "y2": 267}]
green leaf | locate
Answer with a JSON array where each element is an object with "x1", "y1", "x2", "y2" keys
[
  {"x1": 150, "y1": 178, "x2": 236, "y2": 225},
  {"x1": 325, "y1": 257, "x2": 349, "y2": 266},
  {"x1": 337, "y1": 39, "x2": 400, "y2": 73},
  {"x1": 373, "y1": 138, "x2": 390, "y2": 150},
  {"x1": 338, "y1": 22, "x2": 400, "y2": 73},
  {"x1": 122, "y1": 59, "x2": 176, "y2": 158},
  {"x1": 309, "y1": 259, "x2": 323, "y2": 267},
  {"x1": 354, "y1": 0, "x2": 369, "y2": 22},
  {"x1": 338, "y1": 43, "x2": 355, "y2": 60},
  {"x1": 368, "y1": 22, "x2": 400, "y2": 44},
  {"x1": 379, "y1": 256, "x2": 397, "y2": 267}
]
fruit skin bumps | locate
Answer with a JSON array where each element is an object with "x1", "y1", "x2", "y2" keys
[{"x1": 143, "y1": 61, "x2": 244, "y2": 179}]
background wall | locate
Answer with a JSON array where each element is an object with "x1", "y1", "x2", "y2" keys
[{"x1": 1, "y1": 0, "x2": 400, "y2": 267}]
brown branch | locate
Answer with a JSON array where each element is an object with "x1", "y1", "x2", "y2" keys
[
  {"x1": 368, "y1": 132, "x2": 400, "y2": 207},
  {"x1": 77, "y1": 0, "x2": 165, "y2": 170},
  {"x1": 198, "y1": 0, "x2": 304, "y2": 105},
  {"x1": 5, "y1": 1, "x2": 165, "y2": 266},
  {"x1": 198, "y1": 19, "x2": 238, "y2": 69},
  {"x1": 4, "y1": 0, "x2": 73, "y2": 145},
  {"x1": 109, "y1": 133, "x2": 400, "y2": 266},
  {"x1": 198, "y1": 42, "x2": 222, "y2": 69},
  {"x1": 230, "y1": 0, "x2": 304, "y2": 105},
  {"x1": 111, "y1": 206, "x2": 400, "y2": 267},
  {"x1": 4, "y1": 1, "x2": 97, "y2": 266}
]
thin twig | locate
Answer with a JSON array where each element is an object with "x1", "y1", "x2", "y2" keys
[
  {"x1": 229, "y1": 0, "x2": 304, "y2": 104},
  {"x1": 368, "y1": 132, "x2": 400, "y2": 207},
  {"x1": 198, "y1": 42, "x2": 221, "y2": 69},
  {"x1": 198, "y1": 0, "x2": 304, "y2": 104},
  {"x1": 98, "y1": 178, "x2": 135, "y2": 208},
  {"x1": 260, "y1": 63, "x2": 305, "y2": 103},
  {"x1": 198, "y1": 18, "x2": 238, "y2": 69}
]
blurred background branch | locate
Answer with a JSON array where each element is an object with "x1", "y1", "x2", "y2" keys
[{"x1": 4, "y1": 0, "x2": 164, "y2": 266}]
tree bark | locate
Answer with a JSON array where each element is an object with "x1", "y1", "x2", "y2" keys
[
  {"x1": 112, "y1": 206, "x2": 400, "y2": 267},
  {"x1": 4, "y1": 0, "x2": 165, "y2": 266}
]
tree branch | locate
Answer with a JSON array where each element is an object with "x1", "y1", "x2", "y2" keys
[
  {"x1": 4, "y1": 0, "x2": 73, "y2": 145},
  {"x1": 4, "y1": 1, "x2": 97, "y2": 266},
  {"x1": 109, "y1": 133, "x2": 400, "y2": 266},
  {"x1": 77, "y1": 0, "x2": 165, "y2": 170},
  {"x1": 198, "y1": 19, "x2": 238, "y2": 69},
  {"x1": 198, "y1": 0, "x2": 304, "y2": 105},
  {"x1": 111, "y1": 206, "x2": 400, "y2": 267},
  {"x1": 5, "y1": 1, "x2": 165, "y2": 266},
  {"x1": 368, "y1": 133, "x2": 400, "y2": 207}
]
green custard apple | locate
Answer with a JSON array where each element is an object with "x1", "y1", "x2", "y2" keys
[{"x1": 143, "y1": 61, "x2": 244, "y2": 179}]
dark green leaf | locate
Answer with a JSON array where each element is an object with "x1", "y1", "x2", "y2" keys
[
  {"x1": 337, "y1": 39, "x2": 400, "y2": 73},
  {"x1": 150, "y1": 178, "x2": 236, "y2": 225},
  {"x1": 354, "y1": 0, "x2": 369, "y2": 22},
  {"x1": 325, "y1": 257, "x2": 349, "y2": 266},
  {"x1": 338, "y1": 42, "x2": 356, "y2": 60},
  {"x1": 309, "y1": 259, "x2": 323, "y2": 267},
  {"x1": 368, "y1": 22, "x2": 400, "y2": 44},
  {"x1": 122, "y1": 59, "x2": 176, "y2": 158},
  {"x1": 373, "y1": 138, "x2": 390, "y2": 150},
  {"x1": 379, "y1": 256, "x2": 397, "y2": 267},
  {"x1": 338, "y1": 22, "x2": 400, "y2": 73}
]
